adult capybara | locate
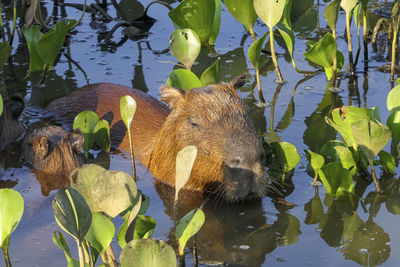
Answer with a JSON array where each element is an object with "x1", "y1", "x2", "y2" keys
[
  {"x1": 48, "y1": 78, "x2": 267, "y2": 201},
  {"x1": 23, "y1": 121, "x2": 84, "y2": 179},
  {"x1": 0, "y1": 95, "x2": 25, "y2": 151}
]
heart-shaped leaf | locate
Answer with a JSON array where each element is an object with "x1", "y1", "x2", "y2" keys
[
  {"x1": 133, "y1": 215, "x2": 156, "y2": 240},
  {"x1": 304, "y1": 32, "x2": 337, "y2": 68},
  {"x1": 324, "y1": 0, "x2": 340, "y2": 33},
  {"x1": 85, "y1": 212, "x2": 115, "y2": 254},
  {"x1": 254, "y1": 0, "x2": 286, "y2": 29},
  {"x1": 200, "y1": 58, "x2": 219, "y2": 86},
  {"x1": 271, "y1": 141, "x2": 300, "y2": 173},
  {"x1": 318, "y1": 163, "x2": 354, "y2": 198},
  {"x1": 120, "y1": 239, "x2": 176, "y2": 267},
  {"x1": 176, "y1": 208, "x2": 205, "y2": 255},
  {"x1": 248, "y1": 33, "x2": 268, "y2": 69},
  {"x1": 170, "y1": 29, "x2": 201, "y2": 70},
  {"x1": 166, "y1": 69, "x2": 202, "y2": 91},
  {"x1": 175, "y1": 145, "x2": 198, "y2": 201},
  {"x1": 225, "y1": 0, "x2": 257, "y2": 32},
  {"x1": 387, "y1": 85, "x2": 400, "y2": 113},
  {"x1": 93, "y1": 119, "x2": 111, "y2": 152},
  {"x1": 0, "y1": 189, "x2": 24, "y2": 249},
  {"x1": 73, "y1": 111, "x2": 100, "y2": 157}
]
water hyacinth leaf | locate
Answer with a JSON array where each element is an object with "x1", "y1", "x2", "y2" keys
[
  {"x1": 333, "y1": 146, "x2": 357, "y2": 175},
  {"x1": 387, "y1": 85, "x2": 400, "y2": 112},
  {"x1": 340, "y1": 0, "x2": 358, "y2": 14},
  {"x1": 73, "y1": 111, "x2": 99, "y2": 156},
  {"x1": 52, "y1": 187, "x2": 92, "y2": 242},
  {"x1": 248, "y1": 33, "x2": 268, "y2": 69},
  {"x1": 271, "y1": 141, "x2": 300, "y2": 173},
  {"x1": 0, "y1": 95, "x2": 3, "y2": 116},
  {"x1": 254, "y1": 0, "x2": 286, "y2": 29},
  {"x1": 85, "y1": 212, "x2": 115, "y2": 254},
  {"x1": 133, "y1": 215, "x2": 156, "y2": 240},
  {"x1": 53, "y1": 231, "x2": 72, "y2": 262},
  {"x1": 0, "y1": 189, "x2": 24, "y2": 249},
  {"x1": 387, "y1": 110, "x2": 400, "y2": 143},
  {"x1": 176, "y1": 208, "x2": 205, "y2": 255},
  {"x1": 168, "y1": 0, "x2": 216, "y2": 45},
  {"x1": 351, "y1": 119, "x2": 392, "y2": 160},
  {"x1": 200, "y1": 58, "x2": 219, "y2": 86},
  {"x1": 70, "y1": 164, "x2": 137, "y2": 218},
  {"x1": 318, "y1": 163, "x2": 354, "y2": 198},
  {"x1": 305, "y1": 150, "x2": 325, "y2": 170},
  {"x1": 37, "y1": 20, "x2": 76, "y2": 70},
  {"x1": 0, "y1": 42, "x2": 11, "y2": 69},
  {"x1": 324, "y1": 0, "x2": 340, "y2": 33},
  {"x1": 21, "y1": 25, "x2": 45, "y2": 72},
  {"x1": 166, "y1": 68, "x2": 202, "y2": 91},
  {"x1": 378, "y1": 151, "x2": 396, "y2": 175},
  {"x1": 169, "y1": 29, "x2": 201, "y2": 70},
  {"x1": 209, "y1": 0, "x2": 221, "y2": 45},
  {"x1": 175, "y1": 145, "x2": 198, "y2": 201},
  {"x1": 120, "y1": 95, "x2": 137, "y2": 130},
  {"x1": 324, "y1": 50, "x2": 344, "y2": 80},
  {"x1": 93, "y1": 119, "x2": 111, "y2": 152},
  {"x1": 224, "y1": 0, "x2": 257, "y2": 31},
  {"x1": 304, "y1": 33, "x2": 337, "y2": 68},
  {"x1": 120, "y1": 239, "x2": 176, "y2": 267}
]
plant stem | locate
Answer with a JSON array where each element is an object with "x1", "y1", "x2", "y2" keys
[
  {"x1": 391, "y1": 19, "x2": 399, "y2": 82},
  {"x1": 76, "y1": 239, "x2": 85, "y2": 267},
  {"x1": 369, "y1": 159, "x2": 381, "y2": 192},
  {"x1": 249, "y1": 27, "x2": 256, "y2": 42},
  {"x1": 269, "y1": 29, "x2": 284, "y2": 83},
  {"x1": 312, "y1": 172, "x2": 319, "y2": 185},
  {"x1": 82, "y1": 240, "x2": 90, "y2": 265},
  {"x1": 363, "y1": 10, "x2": 368, "y2": 71},
  {"x1": 3, "y1": 247, "x2": 12, "y2": 267},
  {"x1": 9, "y1": 0, "x2": 17, "y2": 46},
  {"x1": 127, "y1": 129, "x2": 137, "y2": 180},
  {"x1": 255, "y1": 68, "x2": 265, "y2": 103},
  {"x1": 345, "y1": 12, "x2": 355, "y2": 75},
  {"x1": 106, "y1": 245, "x2": 117, "y2": 267}
]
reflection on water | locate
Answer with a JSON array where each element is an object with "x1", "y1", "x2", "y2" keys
[{"x1": 1, "y1": 0, "x2": 400, "y2": 266}]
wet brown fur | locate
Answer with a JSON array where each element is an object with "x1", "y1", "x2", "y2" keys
[{"x1": 0, "y1": 96, "x2": 25, "y2": 151}]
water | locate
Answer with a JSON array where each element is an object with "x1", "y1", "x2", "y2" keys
[{"x1": 1, "y1": 0, "x2": 400, "y2": 266}]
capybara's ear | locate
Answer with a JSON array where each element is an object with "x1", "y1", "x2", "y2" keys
[
  {"x1": 69, "y1": 130, "x2": 84, "y2": 152},
  {"x1": 160, "y1": 86, "x2": 185, "y2": 109},
  {"x1": 5, "y1": 95, "x2": 24, "y2": 119},
  {"x1": 33, "y1": 136, "x2": 49, "y2": 159},
  {"x1": 230, "y1": 73, "x2": 247, "y2": 89}
]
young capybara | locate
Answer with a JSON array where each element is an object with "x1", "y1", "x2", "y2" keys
[
  {"x1": 23, "y1": 121, "x2": 84, "y2": 179},
  {"x1": 47, "y1": 78, "x2": 267, "y2": 202},
  {"x1": 0, "y1": 95, "x2": 25, "y2": 151}
]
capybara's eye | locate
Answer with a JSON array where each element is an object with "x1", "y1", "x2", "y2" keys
[{"x1": 188, "y1": 118, "x2": 200, "y2": 128}]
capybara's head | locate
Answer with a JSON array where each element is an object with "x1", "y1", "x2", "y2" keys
[
  {"x1": 23, "y1": 121, "x2": 84, "y2": 178},
  {"x1": 151, "y1": 78, "x2": 267, "y2": 202},
  {"x1": 0, "y1": 95, "x2": 24, "y2": 151}
]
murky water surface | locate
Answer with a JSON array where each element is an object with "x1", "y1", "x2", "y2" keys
[{"x1": 1, "y1": 0, "x2": 400, "y2": 266}]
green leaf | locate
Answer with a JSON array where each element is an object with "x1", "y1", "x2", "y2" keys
[
  {"x1": 254, "y1": 0, "x2": 286, "y2": 29},
  {"x1": 166, "y1": 69, "x2": 202, "y2": 91},
  {"x1": 324, "y1": 50, "x2": 344, "y2": 80},
  {"x1": 120, "y1": 95, "x2": 137, "y2": 131},
  {"x1": 271, "y1": 141, "x2": 300, "y2": 173},
  {"x1": 340, "y1": 0, "x2": 358, "y2": 14},
  {"x1": 37, "y1": 20, "x2": 76, "y2": 70},
  {"x1": 70, "y1": 164, "x2": 138, "y2": 218},
  {"x1": 200, "y1": 58, "x2": 219, "y2": 86},
  {"x1": 304, "y1": 32, "x2": 337, "y2": 68},
  {"x1": 324, "y1": 0, "x2": 340, "y2": 33},
  {"x1": 225, "y1": 0, "x2": 257, "y2": 31},
  {"x1": 248, "y1": 33, "x2": 268, "y2": 69},
  {"x1": 318, "y1": 163, "x2": 354, "y2": 198},
  {"x1": 85, "y1": 212, "x2": 115, "y2": 254},
  {"x1": 305, "y1": 150, "x2": 325, "y2": 171},
  {"x1": 168, "y1": 0, "x2": 216, "y2": 45},
  {"x1": 73, "y1": 111, "x2": 100, "y2": 157},
  {"x1": 134, "y1": 215, "x2": 156, "y2": 240},
  {"x1": 53, "y1": 231, "x2": 72, "y2": 262},
  {"x1": 0, "y1": 42, "x2": 11, "y2": 69},
  {"x1": 0, "y1": 189, "x2": 24, "y2": 249},
  {"x1": 52, "y1": 187, "x2": 92, "y2": 242},
  {"x1": 175, "y1": 145, "x2": 198, "y2": 201},
  {"x1": 0, "y1": 95, "x2": 3, "y2": 116},
  {"x1": 378, "y1": 151, "x2": 396, "y2": 175},
  {"x1": 120, "y1": 239, "x2": 176, "y2": 267},
  {"x1": 176, "y1": 208, "x2": 205, "y2": 255},
  {"x1": 169, "y1": 29, "x2": 201, "y2": 70},
  {"x1": 118, "y1": 220, "x2": 129, "y2": 249},
  {"x1": 387, "y1": 110, "x2": 400, "y2": 143},
  {"x1": 21, "y1": 25, "x2": 45, "y2": 72},
  {"x1": 351, "y1": 119, "x2": 392, "y2": 160},
  {"x1": 93, "y1": 120, "x2": 111, "y2": 152},
  {"x1": 387, "y1": 85, "x2": 400, "y2": 113}
]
